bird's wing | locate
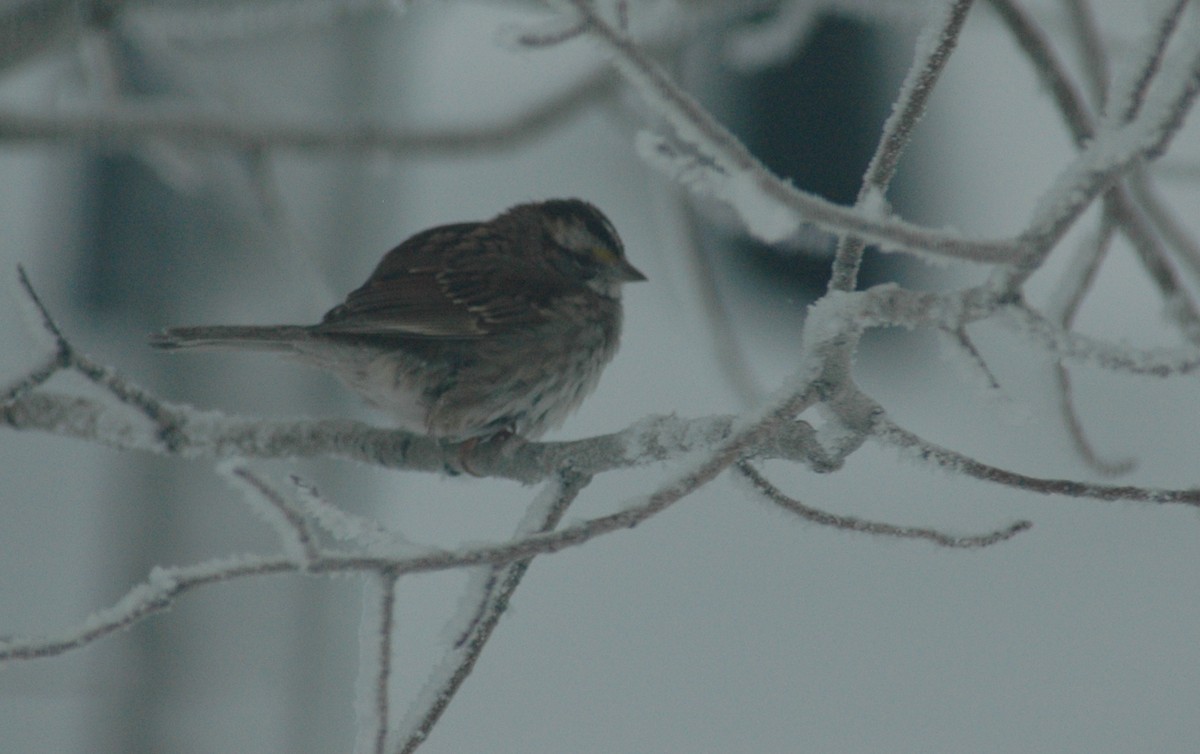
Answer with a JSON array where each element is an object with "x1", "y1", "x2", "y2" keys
[{"x1": 316, "y1": 222, "x2": 571, "y2": 338}]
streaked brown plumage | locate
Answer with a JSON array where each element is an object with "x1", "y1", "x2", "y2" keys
[{"x1": 151, "y1": 199, "x2": 645, "y2": 440}]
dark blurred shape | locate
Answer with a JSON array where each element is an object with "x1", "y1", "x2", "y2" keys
[
  {"x1": 738, "y1": 15, "x2": 883, "y2": 211},
  {"x1": 711, "y1": 13, "x2": 917, "y2": 298}
]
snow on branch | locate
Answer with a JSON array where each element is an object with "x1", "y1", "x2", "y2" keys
[
  {"x1": 359, "y1": 570, "x2": 400, "y2": 754},
  {"x1": 734, "y1": 461, "x2": 1031, "y2": 548},
  {"x1": 829, "y1": 0, "x2": 977, "y2": 292},
  {"x1": 9, "y1": 245, "x2": 1200, "y2": 679},
  {"x1": 4, "y1": 1, "x2": 1200, "y2": 750},
  {"x1": 392, "y1": 470, "x2": 589, "y2": 754},
  {"x1": 221, "y1": 462, "x2": 322, "y2": 564},
  {"x1": 550, "y1": 0, "x2": 1020, "y2": 264},
  {"x1": 875, "y1": 414, "x2": 1200, "y2": 507},
  {"x1": 0, "y1": 555, "x2": 295, "y2": 662}
]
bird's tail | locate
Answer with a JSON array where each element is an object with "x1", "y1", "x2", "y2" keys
[{"x1": 149, "y1": 325, "x2": 310, "y2": 352}]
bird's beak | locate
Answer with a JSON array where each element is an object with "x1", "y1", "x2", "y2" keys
[{"x1": 614, "y1": 257, "x2": 647, "y2": 282}]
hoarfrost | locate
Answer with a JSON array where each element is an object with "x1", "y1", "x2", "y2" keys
[{"x1": 728, "y1": 171, "x2": 802, "y2": 244}]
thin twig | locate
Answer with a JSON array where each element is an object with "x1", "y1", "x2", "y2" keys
[
  {"x1": 829, "y1": 0, "x2": 976, "y2": 292},
  {"x1": 0, "y1": 556, "x2": 295, "y2": 661},
  {"x1": 986, "y1": 0, "x2": 1094, "y2": 141},
  {"x1": 1043, "y1": 221, "x2": 1135, "y2": 474},
  {"x1": 1105, "y1": 192, "x2": 1200, "y2": 343},
  {"x1": 290, "y1": 476, "x2": 421, "y2": 554},
  {"x1": 397, "y1": 470, "x2": 590, "y2": 754},
  {"x1": 0, "y1": 352, "x2": 61, "y2": 405},
  {"x1": 13, "y1": 267, "x2": 190, "y2": 448},
  {"x1": 1045, "y1": 222, "x2": 1115, "y2": 325},
  {"x1": 736, "y1": 462, "x2": 1030, "y2": 548},
  {"x1": 1130, "y1": 171, "x2": 1200, "y2": 287},
  {"x1": 0, "y1": 70, "x2": 617, "y2": 155},
  {"x1": 1004, "y1": 302, "x2": 1200, "y2": 377},
  {"x1": 372, "y1": 571, "x2": 399, "y2": 754},
  {"x1": 1111, "y1": 0, "x2": 1189, "y2": 125},
  {"x1": 10, "y1": 424, "x2": 1200, "y2": 669},
  {"x1": 226, "y1": 464, "x2": 321, "y2": 563},
  {"x1": 513, "y1": 19, "x2": 589, "y2": 47},
  {"x1": 4, "y1": 266, "x2": 71, "y2": 400},
  {"x1": 940, "y1": 325, "x2": 1002, "y2": 391},
  {"x1": 1052, "y1": 365, "x2": 1135, "y2": 476},
  {"x1": 874, "y1": 414, "x2": 1200, "y2": 506},
  {"x1": 557, "y1": 0, "x2": 1020, "y2": 264},
  {"x1": 1062, "y1": 0, "x2": 1108, "y2": 108},
  {"x1": 989, "y1": 0, "x2": 1200, "y2": 304}
]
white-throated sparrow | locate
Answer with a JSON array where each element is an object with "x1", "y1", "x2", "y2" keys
[{"x1": 151, "y1": 199, "x2": 645, "y2": 440}]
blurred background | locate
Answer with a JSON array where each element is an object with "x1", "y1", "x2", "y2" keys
[{"x1": 2, "y1": 1, "x2": 1200, "y2": 752}]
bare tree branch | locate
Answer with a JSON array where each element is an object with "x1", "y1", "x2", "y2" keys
[
  {"x1": 3, "y1": 3, "x2": 1200, "y2": 750},
  {"x1": 557, "y1": 0, "x2": 1020, "y2": 264},
  {"x1": 1044, "y1": 222, "x2": 1136, "y2": 475},
  {"x1": 224, "y1": 463, "x2": 322, "y2": 563},
  {"x1": 0, "y1": 556, "x2": 296, "y2": 661},
  {"x1": 1110, "y1": 0, "x2": 1190, "y2": 124},
  {"x1": 874, "y1": 412, "x2": 1200, "y2": 506},
  {"x1": 372, "y1": 571, "x2": 399, "y2": 754},
  {"x1": 396, "y1": 470, "x2": 589, "y2": 754},
  {"x1": 735, "y1": 461, "x2": 1031, "y2": 548},
  {"x1": 829, "y1": 0, "x2": 977, "y2": 292},
  {"x1": 1062, "y1": 0, "x2": 1109, "y2": 107},
  {"x1": 0, "y1": 73, "x2": 617, "y2": 156}
]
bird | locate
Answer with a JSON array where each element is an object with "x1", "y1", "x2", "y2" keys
[{"x1": 150, "y1": 198, "x2": 645, "y2": 441}]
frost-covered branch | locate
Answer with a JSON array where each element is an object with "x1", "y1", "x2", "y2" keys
[
  {"x1": 394, "y1": 470, "x2": 588, "y2": 754},
  {"x1": 0, "y1": 73, "x2": 616, "y2": 156},
  {"x1": 829, "y1": 0, "x2": 977, "y2": 292},
  {"x1": 874, "y1": 413, "x2": 1200, "y2": 506},
  {"x1": 16, "y1": 273, "x2": 1199, "y2": 488},
  {"x1": 0, "y1": 555, "x2": 295, "y2": 661},
  {"x1": 553, "y1": 0, "x2": 1020, "y2": 264},
  {"x1": 557, "y1": 0, "x2": 1196, "y2": 276},
  {"x1": 10, "y1": 390, "x2": 1200, "y2": 668},
  {"x1": 986, "y1": 0, "x2": 1096, "y2": 145},
  {"x1": 1044, "y1": 223, "x2": 1136, "y2": 475},
  {"x1": 1, "y1": 389, "x2": 844, "y2": 481},
  {"x1": 369, "y1": 571, "x2": 400, "y2": 754},
  {"x1": 987, "y1": 0, "x2": 1200, "y2": 333},
  {"x1": 735, "y1": 461, "x2": 1031, "y2": 548},
  {"x1": 1108, "y1": 0, "x2": 1190, "y2": 125},
  {"x1": 1062, "y1": 0, "x2": 1109, "y2": 107},
  {"x1": 1002, "y1": 302, "x2": 1200, "y2": 376},
  {"x1": 1131, "y1": 172, "x2": 1200, "y2": 285},
  {"x1": 4, "y1": 2, "x2": 1200, "y2": 751},
  {"x1": 224, "y1": 463, "x2": 322, "y2": 564}
]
